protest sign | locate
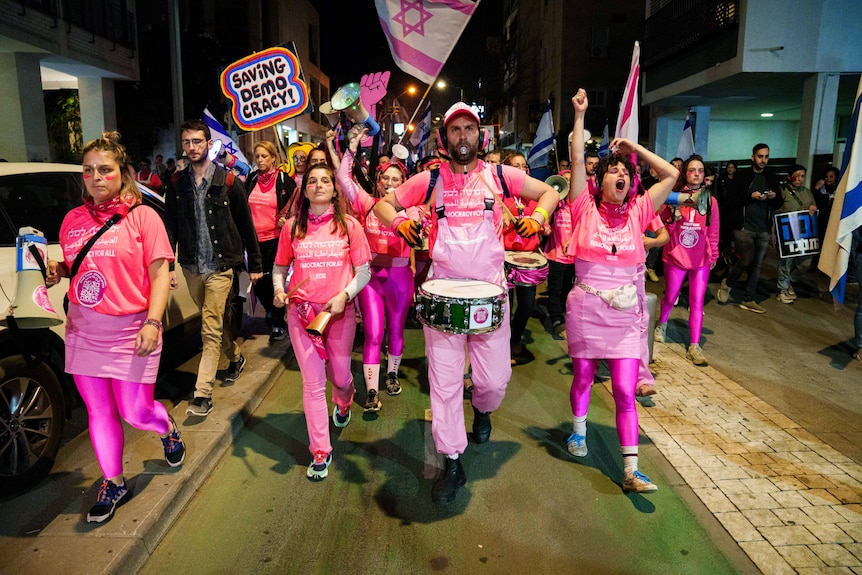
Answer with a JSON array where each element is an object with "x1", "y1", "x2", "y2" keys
[
  {"x1": 220, "y1": 43, "x2": 310, "y2": 131},
  {"x1": 774, "y1": 210, "x2": 820, "y2": 258}
]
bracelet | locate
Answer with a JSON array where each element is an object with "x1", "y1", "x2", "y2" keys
[
  {"x1": 144, "y1": 318, "x2": 163, "y2": 331},
  {"x1": 533, "y1": 206, "x2": 550, "y2": 224},
  {"x1": 343, "y1": 290, "x2": 351, "y2": 302}
]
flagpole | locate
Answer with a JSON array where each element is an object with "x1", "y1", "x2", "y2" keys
[{"x1": 399, "y1": 83, "x2": 434, "y2": 145}]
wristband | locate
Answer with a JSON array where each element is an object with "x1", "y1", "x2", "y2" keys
[
  {"x1": 533, "y1": 206, "x2": 550, "y2": 224},
  {"x1": 144, "y1": 318, "x2": 163, "y2": 331}
]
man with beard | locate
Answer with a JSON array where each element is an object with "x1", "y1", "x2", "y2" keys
[{"x1": 374, "y1": 103, "x2": 559, "y2": 505}]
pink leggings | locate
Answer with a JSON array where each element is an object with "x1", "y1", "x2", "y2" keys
[
  {"x1": 659, "y1": 262, "x2": 709, "y2": 344},
  {"x1": 74, "y1": 375, "x2": 171, "y2": 479},
  {"x1": 356, "y1": 264, "x2": 414, "y2": 363},
  {"x1": 287, "y1": 303, "x2": 356, "y2": 455},
  {"x1": 569, "y1": 358, "x2": 639, "y2": 447}
]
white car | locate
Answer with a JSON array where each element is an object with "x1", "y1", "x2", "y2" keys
[{"x1": 0, "y1": 162, "x2": 200, "y2": 494}]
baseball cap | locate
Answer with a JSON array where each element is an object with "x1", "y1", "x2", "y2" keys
[{"x1": 443, "y1": 102, "x2": 480, "y2": 127}]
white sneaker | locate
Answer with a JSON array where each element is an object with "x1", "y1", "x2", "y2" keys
[
  {"x1": 566, "y1": 433, "x2": 588, "y2": 457},
  {"x1": 654, "y1": 323, "x2": 667, "y2": 343},
  {"x1": 716, "y1": 279, "x2": 729, "y2": 303},
  {"x1": 687, "y1": 344, "x2": 708, "y2": 366},
  {"x1": 623, "y1": 470, "x2": 658, "y2": 493},
  {"x1": 646, "y1": 268, "x2": 659, "y2": 282},
  {"x1": 776, "y1": 291, "x2": 794, "y2": 304}
]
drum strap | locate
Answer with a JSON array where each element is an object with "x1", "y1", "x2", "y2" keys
[{"x1": 433, "y1": 164, "x2": 510, "y2": 219}]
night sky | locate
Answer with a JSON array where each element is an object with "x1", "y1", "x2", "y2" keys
[{"x1": 311, "y1": 0, "x2": 499, "y2": 99}]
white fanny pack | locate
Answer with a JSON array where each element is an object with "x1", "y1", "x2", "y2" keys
[{"x1": 577, "y1": 281, "x2": 638, "y2": 311}]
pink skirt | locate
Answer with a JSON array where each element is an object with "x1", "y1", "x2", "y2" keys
[
  {"x1": 566, "y1": 259, "x2": 644, "y2": 359},
  {"x1": 65, "y1": 304, "x2": 162, "y2": 383}
]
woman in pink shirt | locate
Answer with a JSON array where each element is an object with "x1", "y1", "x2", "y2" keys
[
  {"x1": 653, "y1": 156, "x2": 720, "y2": 366},
  {"x1": 272, "y1": 164, "x2": 371, "y2": 481},
  {"x1": 564, "y1": 90, "x2": 679, "y2": 493},
  {"x1": 46, "y1": 132, "x2": 184, "y2": 523},
  {"x1": 337, "y1": 126, "x2": 417, "y2": 413}
]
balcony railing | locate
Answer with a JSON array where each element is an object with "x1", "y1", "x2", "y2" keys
[
  {"x1": 643, "y1": 0, "x2": 738, "y2": 67},
  {"x1": 17, "y1": 0, "x2": 136, "y2": 50}
]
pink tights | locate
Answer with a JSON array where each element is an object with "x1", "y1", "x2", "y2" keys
[
  {"x1": 74, "y1": 375, "x2": 171, "y2": 479},
  {"x1": 659, "y1": 263, "x2": 709, "y2": 344},
  {"x1": 569, "y1": 357, "x2": 640, "y2": 447},
  {"x1": 356, "y1": 265, "x2": 414, "y2": 363}
]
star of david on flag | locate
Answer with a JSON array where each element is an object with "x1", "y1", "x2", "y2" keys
[{"x1": 375, "y1": 0, "x2": 480, "y2": 85}]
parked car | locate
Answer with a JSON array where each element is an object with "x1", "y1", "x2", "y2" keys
[{"x1": 0, "y1": 162, "x2": 200, "y2": 494}]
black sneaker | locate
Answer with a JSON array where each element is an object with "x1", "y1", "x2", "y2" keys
[
  {"x1": 432, "y1": 457, "x2": 466, "y2": 505},
  {"x1": 363, "y1": 389, "x2": 381, "y2": 413},
  {"x1": 270, "y1": 327, "x2": 287, "y2": 341},
  {"x1": 186, "y1": 397, "x2": 213, "y2": 417},
  {"x1": 472, "y1": 406, "x2": 492, "y2": 444},
  {"x1": 87, "y1": 478, "x2": 131, "y2": 523},
  {"x1": 224, "y1": 354, "x2": 246, "y2": 383},
  {"x1": 161, "y1": 416, "x2": 186, "y2": 467},
  {"x1": 385, "y1": 371, "x2": 402, "y2": 396}
]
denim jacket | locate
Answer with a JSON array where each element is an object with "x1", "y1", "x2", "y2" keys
[{"x1": 165, "y1": 166, "x2": 262, "y2": 274}]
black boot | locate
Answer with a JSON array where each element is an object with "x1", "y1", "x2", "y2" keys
[
  {"x1": 472, "y1": 406, "x2": 492, "y2": 444},
  {"x1": 432, "y1": 457, "x2": 466, "y2": 505}
]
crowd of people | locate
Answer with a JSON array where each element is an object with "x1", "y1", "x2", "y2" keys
[{"x1": 46, "y1": 89, "x2": 859, "y2": 523}]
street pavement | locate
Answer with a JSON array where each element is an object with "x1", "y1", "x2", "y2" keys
[{"x1": 1, "y1": 250, "x2": 861, "y2": 574}]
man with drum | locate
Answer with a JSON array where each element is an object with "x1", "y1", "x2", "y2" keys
[{"x1": 375, "y1": 102, "x2": 559, "y2": 505}]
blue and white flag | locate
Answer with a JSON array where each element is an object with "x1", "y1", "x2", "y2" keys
[
  {"x1": 818, "y1": 76, "x2": 862, "y2": 304},
  {"x1": 409, "y1": 102, "x2": 432, "y2": 155},
  {"x1": 676, "y1": 115, "x2": 696, "y2": 160},
  {"x1": 598, "y1": 118, "x2": 610, "y2": 158},
  {"x1": 528, "y1": 101, "x2": 554, "y2": 170},
  {"x1": 202, "y1": 108, "x2": 250, "y2": 167}
]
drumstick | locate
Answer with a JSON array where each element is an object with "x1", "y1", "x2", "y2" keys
[
  {"x1": 477, "y1": 172, "x2": 517, "y2": 222},
  {"x1": 283, "y1": 277, "x2": 309, "y2": 300}
]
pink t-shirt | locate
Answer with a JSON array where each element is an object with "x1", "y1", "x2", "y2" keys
[
  {"x1": 248, "y1": 183, "x2": 280, "y2": 242},
  {"x1": 274, "y1": 213, "x2": 371, "y2": 304},
  {"x1": 566, "y1": 188, "x2": 656, "y2": 266},
  {"x1": 395, "y1": 162, "x2": 527, "y2": 259},
  {"x1": 351, "y1": 192, "x2": 412, "y2": 259},
  {"x1": 661, "y1": 197, "x2": 720, "y2": 269},
  {"x1": 545, "y1": 199, "x2": 575, "y2": 264},
  {"x1": 60, "y1": 205, "x2": 175, "y2": 316}
]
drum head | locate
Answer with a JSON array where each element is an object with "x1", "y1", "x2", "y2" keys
[
  {"x1": 420, "y1": 278, "x2": 504, "y2": 298},
  {"x1": 504, "y1": 251, "x2": 548, "y2": 268}
]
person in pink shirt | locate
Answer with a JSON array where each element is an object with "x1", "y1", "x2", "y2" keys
[
  {"x1": 374, "y1": 102, "x2": 560, "y2": 505},
  {"x1": 501, "y1": 152, "x2": 549, "y2": 363},
  {"x1": 337, "y1": 126, "x2": 416, "y2": 413},
  {"x1": 545, "y1": 169, "x2": 575, "y2": 338},
  {"x1": 564, "y1": 90, "x2": 679, "y2": 494},
  {"x1": 653, "y1": 156, "x2": 720, "y2": 367},
  {"x1": 272, "y1": 164, "x2": 371, "y2": 481},
  {"x1": 46, "y1": 132, "x2": 184, "y2": 523},
  {"x1": 245, "y1": 141, "x2": 297, "y2": 342}
]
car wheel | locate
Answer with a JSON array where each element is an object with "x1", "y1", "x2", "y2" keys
[{"x1": 0, "y1": 355, "x2": 66, "y2": 495}]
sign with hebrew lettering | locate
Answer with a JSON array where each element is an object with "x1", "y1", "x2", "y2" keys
[
  {"x1": 220, "y1": 43, "x2": 310, "y2": 131},
  {"x1": 774, "y1": 210, "x2": 820, "y2": 258}
]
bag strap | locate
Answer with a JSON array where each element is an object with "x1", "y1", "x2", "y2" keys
[{"x1": 70, "y1": 205, "x2": 139, "y2": 279}]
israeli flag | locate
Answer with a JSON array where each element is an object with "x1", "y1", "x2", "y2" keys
[
  {"x1": 202, "y1": 108, "x2": 250, "y2": 167},
  {"x1": 528, "y1": 101, "x2": 554, "y2": 170}
]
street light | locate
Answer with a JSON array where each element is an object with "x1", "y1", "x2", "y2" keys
[{"x1": 436, "y1": 80, "x2": 464, "y2": 102}]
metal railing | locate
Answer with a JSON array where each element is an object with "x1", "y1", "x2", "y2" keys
[{"x1": 643, "y1": 0, "x2": 738, "y2": 67}]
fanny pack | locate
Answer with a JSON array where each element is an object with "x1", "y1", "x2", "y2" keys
[{"x1": 577, "y1": 281, "x2": 638, "y2": 311}]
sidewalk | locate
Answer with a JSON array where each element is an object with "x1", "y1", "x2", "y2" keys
[
  {"x1": 0, "y1": 316, "x2": 293, "y2": 575},
  {"x1": 639, "y1": 341, "x2": 862, "y2": 574}
]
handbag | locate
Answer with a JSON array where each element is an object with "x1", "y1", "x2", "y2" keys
[
  {"x1": 577, "y1": 281, "x2": 638, "y2": 311},
  {"x1": 63, "y1": 206, "x2": 137, "y2": 313}
]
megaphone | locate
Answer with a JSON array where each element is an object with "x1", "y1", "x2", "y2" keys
[
  {"x1": 331, "y1": 82, "x2": 380, "y2": 136},
  {"x1": 391, "y1": 143, "x2": 409, "y2": 161},
  {"x1": 208, "y1": 140, "x2": 250, "y2": 176},
  {"x1": 318, "y1": 101, "x2": 341, "y2": 129},
  {"x1": 546, "y1": 175, "x2": 570, "y2": 200},
  {"x1": 1, "y1": 228, "x2": 62, "y2": 329}
]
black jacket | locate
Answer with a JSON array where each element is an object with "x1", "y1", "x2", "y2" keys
[
  {"x1": 725, "y1": 166, "x2": 783, "y2": 231},
  {"x1": 165, "y1": 166, "x2": 263, "y2": 274},
  {"x1": 244, "y1": 169, "x2": 297, "y2": 217}
]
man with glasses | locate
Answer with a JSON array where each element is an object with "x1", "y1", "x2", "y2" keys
[
  {"x1": 165, "y1": 119, "x2": 263, "y2": 418},
  {"x1": 292, "y1": 150, "x2": 308, "y2": 187}
]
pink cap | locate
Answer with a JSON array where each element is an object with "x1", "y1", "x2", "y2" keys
[{"x1": 443, "y1": 102, "x2": 480, "y2": 127}]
